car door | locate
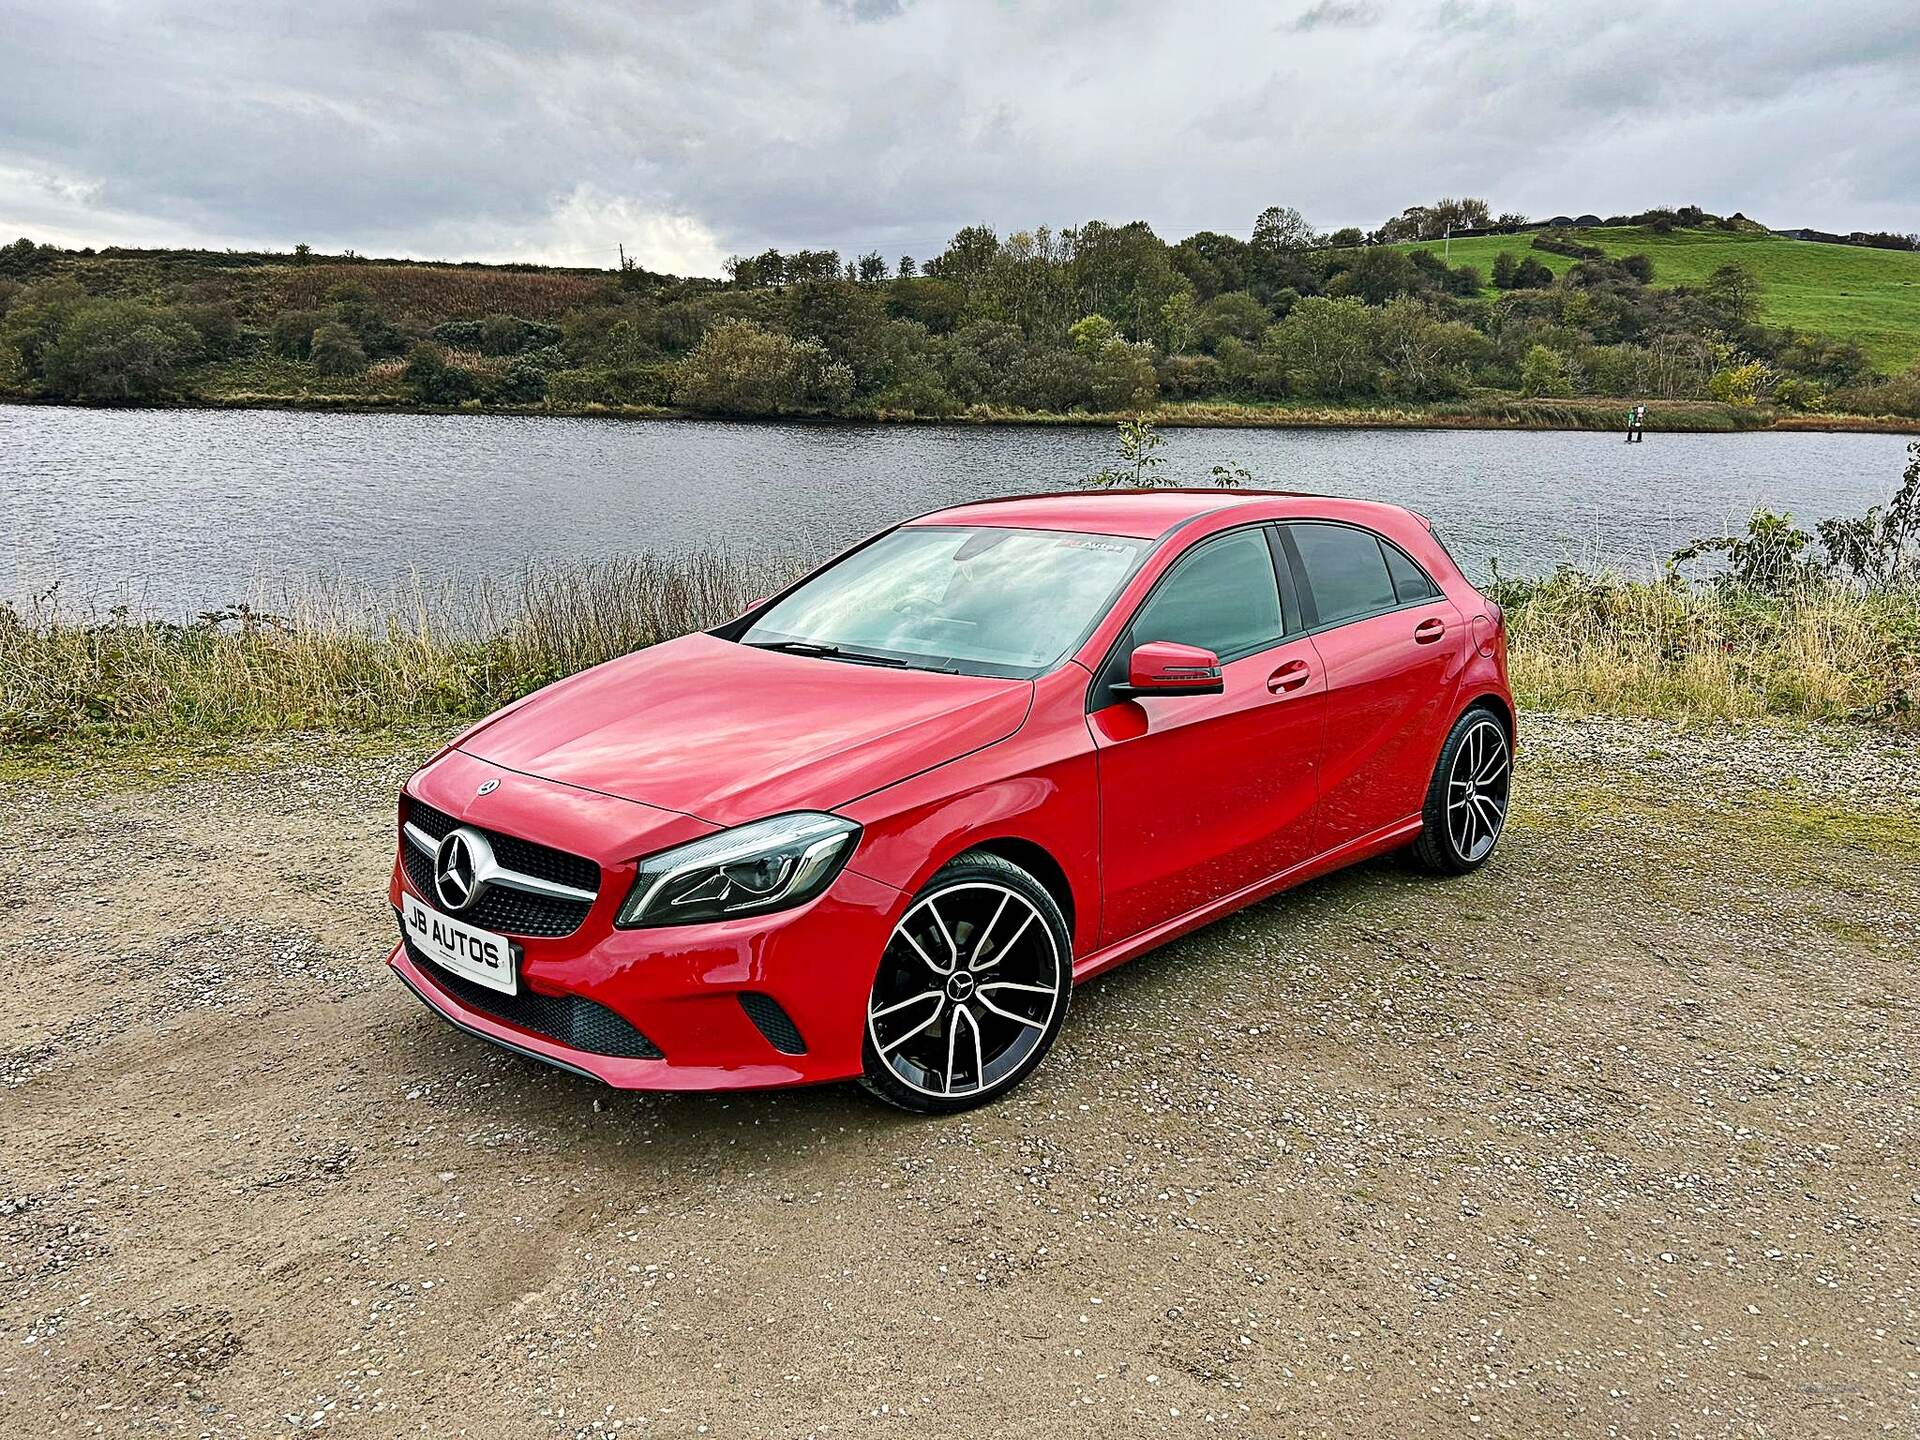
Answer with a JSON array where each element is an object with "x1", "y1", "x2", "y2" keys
[
  {"x1": 1089, "y1": 525, "x2": 1327, "y2": 946},
  {"x1": 1280, "y1": 521, "x2": 1466, "y2": 849}
]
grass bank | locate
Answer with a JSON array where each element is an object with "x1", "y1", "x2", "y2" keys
[
  {"x1": 7, "y1": 391, "x2": 1917, "y2": 435},
  {"x1": 1392, "y1": 226, "x2": 1920, "y2": 373},
  {"x1": 5, "y1": 554, "x2": 1917, "y2": 751}
]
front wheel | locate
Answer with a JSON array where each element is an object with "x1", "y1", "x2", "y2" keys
[
  {"x1": 859, "y1": 851, "x2": 1072, "y2": 1114},
  {"x1": 1412, "y1": 707, "x2": 1512, "y2": 875}
]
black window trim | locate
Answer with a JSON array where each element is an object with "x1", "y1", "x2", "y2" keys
[
  {"x1": 1084, "y1": 520, "x2": 1302, "y2": 712},
  {"x1": 1276, "y1": 519, "x2": 1446, "y2": 637}
]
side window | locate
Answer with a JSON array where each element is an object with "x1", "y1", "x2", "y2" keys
[
  {"x1": 1289, "y1": 522, "x2": 1398, "y2": 626},
  {"x1": 1130, "y1": 529, "x2": 1284, "y2": 660},
  {"x1": 1381, "y1": 540, "x2": 1441, "y2": 603}
]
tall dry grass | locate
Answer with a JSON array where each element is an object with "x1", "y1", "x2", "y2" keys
[
  {"x1": 1, "y1": 553, "x2": 782, "y2": 745},
  {"x1": 5, "y1": 552, "x2": 1916, "y2": 747},
  {"x1": 1495, "y1": 569, "x2": 1920, "y2": 724}
]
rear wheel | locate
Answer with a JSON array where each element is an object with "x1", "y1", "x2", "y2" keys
[
  {"x1": 859, "y1": 851, "x2": 1071, "y2": 1114},
  {"x1": 1412, "y1": 707, "x2": 1512, "y2": 875}
]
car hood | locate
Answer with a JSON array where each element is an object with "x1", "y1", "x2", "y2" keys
[{"x1": 457, "y1": 632, "x2": 1033, "y2": 828}]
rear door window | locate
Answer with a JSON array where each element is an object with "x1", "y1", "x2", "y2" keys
[
  {"x1": 1381, "y1": 540, "x2": 1441, "y2": 603},
  {"x1": 1287, "y1": 522, "x2": 1398, "y2": 626}
]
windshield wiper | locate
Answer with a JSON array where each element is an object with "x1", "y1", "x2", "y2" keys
[{"x1": 744, "y1": 639, "x2": 909, "y2": 668}]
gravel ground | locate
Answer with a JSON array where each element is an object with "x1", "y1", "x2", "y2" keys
[{"x1": 1, "y1": 714, "x2": 1917, "y2": 1438}]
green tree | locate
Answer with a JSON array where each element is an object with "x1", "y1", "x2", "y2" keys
[
  {"x1": 1090, "y1": 340, "x2": 1159, "y2": 410},
  {"x1": 1703, "y1": 262, "x2": 1762, "y2": 327},
  {"x1": 271, "y1": 309, "x2": 329, "y2": 360},
  {"x1": 309, "y1": 321, "x2": 368, "y2": 377},
  {"x1": 1491, "y1": 252, "x2": 1518, "y2": 289},
  {"x1": 672, "y1": 318, "x2": 853, "y2": 416},
  {"x1": 1520, "y1": 344, "x2": 1574, "y2": 398},
  {"x1": 1267, "y1": 297, "x2": 1377, "y2": 399},
  {"x1": 1194, "y1": 291, "x2": 1268, "y2": 352},
  {"x1": 1068, "y1": 313, "x2": 1118, "y2": 356},
  {"x1": 0, "y1": 279, "x2": 87, "y2": 375}
]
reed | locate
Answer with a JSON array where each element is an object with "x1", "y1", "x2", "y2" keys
[{"x1": 5, "y1": 553, "x2": 1915, "y2": 747}]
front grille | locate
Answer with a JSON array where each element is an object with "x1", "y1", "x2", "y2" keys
[
  {"x1": 401, "y1": 933, "x2": 663, "y2": 1060},
  {"x1": 402, "y1": 797, "x2": 599, "y2": 938},
  {"x1": 739, "y1": 992, "x2": 807, "y2": 1055}
]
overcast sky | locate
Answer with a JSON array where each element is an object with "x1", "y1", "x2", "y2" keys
[{"x1": 2, "y1": 1, "x2": 1916, "y2": 276}]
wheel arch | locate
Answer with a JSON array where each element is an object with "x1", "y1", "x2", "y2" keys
[
  {"x1": 1458, "y1": 688, "x2": 1515, "y2": 747},
  {"x1": 945, "y1": 836, "x2": 1077, "y2": 943}
]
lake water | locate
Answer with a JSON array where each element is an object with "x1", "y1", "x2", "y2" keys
[{"x1": 2, "y1": 404, "x2": 1911, "y2": 613}]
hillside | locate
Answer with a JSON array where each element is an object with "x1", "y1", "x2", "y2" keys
[
  {"x1": 4, "y1": 220, "x2": 1919, "y2": 428},
  {"x1": 1396, "y1": 227, "x2": 1920, "y2": 372}
]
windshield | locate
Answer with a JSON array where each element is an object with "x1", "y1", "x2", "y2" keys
[{"x1": 742, "y1": 525, "x2": 1150, "y2": 677}]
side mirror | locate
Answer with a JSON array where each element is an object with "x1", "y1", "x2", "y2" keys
[{"x1": 1115, "y1": 640, "x2": 1223, "y2": 698}]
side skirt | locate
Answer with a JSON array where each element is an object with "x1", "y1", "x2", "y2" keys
[{"x1": 1071, "y1": 814, "x2": 1423, "y2": 984}]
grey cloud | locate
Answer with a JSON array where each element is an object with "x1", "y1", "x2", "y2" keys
[
  {"x1": 0, "y1": 0, "x2": 1916, "y2": 274},
  {"x1": 1292, "y1": 1, "x2": 1379, "y2": 31}
]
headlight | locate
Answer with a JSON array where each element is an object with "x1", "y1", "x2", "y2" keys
[{"x1": 616, "y1": 812, "x2": 860, "y2": 928}]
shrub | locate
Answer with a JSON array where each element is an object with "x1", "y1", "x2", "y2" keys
[
  {"x1": 1708, "y1": 360, "x2": 1770, "y2": 407},
  {"x1": 271, "y1": 309, "x2": 329, "y2": 360},
  {"x1": 1520, "y1": 344, "x2": 1574, "y2": 398},
  {"x1": 670, "y1": 318, "x2": 853, "y2": 416},
  {"x1": 400, "y1": 342, "x2": 481, "y2": 404},
  {"x1": 40, "y1": 299, "x2": 194, "y2": 400},
  {"x1": 491, "y1": 358, "x2": 549, "y2": 404},
  {"x1": 309, "y1": 322, "x2": 368, "y2": 377}
]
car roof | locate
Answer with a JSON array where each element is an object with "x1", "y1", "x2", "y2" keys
[{"x1": 907, "y1": 488, "x2": 1424, "y2": 540}]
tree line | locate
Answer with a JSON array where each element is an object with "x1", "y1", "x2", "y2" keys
[{"x1": 1, "y1": 199, "x2": 1916, "y2": 420}]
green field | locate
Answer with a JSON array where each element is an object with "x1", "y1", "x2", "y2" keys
[{"x1": 1394, "y1": 226, "x2": 1920, "y2": 373}]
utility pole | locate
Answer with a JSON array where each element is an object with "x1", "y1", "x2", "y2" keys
[{"x1": 1444, "y1": 224, "x2": 1451, "y2": 263}]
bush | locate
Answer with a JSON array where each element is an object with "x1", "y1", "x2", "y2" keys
[
  {"x1": 433, "y1": 314, "x2": 565, "y2": 356},
  {"x1": 1771, "y1": 375, "x2": 1826, "y2": 412},
  {"x1": 1708, "y1": 360, "x2": 1770, "y2": 407},
  {"x1": 270, "y1": 309, "x2": 329, "y2": 360},
  {"x1": 40, "y1": 299, "x2": 194, "y2": 400},
  {"x1": 491, "y1": 358, "x2": 549, "y2": 404},
  {"x1": 400, "y1": 343, "x2": 481, "y2": 404},
  {"x1": 671, "y1": 318, "x2": 853, "y2": 416},
  {"x1": 1520, "y1": 344, "x2": 1574, "y2": 398},
  {"x1": 309, "y1": 322, "x2": 368, "y2": 377},
  {"x1": 1834, "y1": 366, "x2": 1920, "y2": 419},
  {"x1": 546, "y1": 363, "x2": 675, "y2": 407}
]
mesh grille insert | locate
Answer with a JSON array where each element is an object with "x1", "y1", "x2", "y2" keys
[
  {"x1": 739, "y1": 992, "x2": 807, "y2": 1055},
  {"x1": 401, "y1": 797, "x2": 599, "y2": 938},
  {"x1": 401, "y1": 932, "x2": 662, "y2": 1061}
]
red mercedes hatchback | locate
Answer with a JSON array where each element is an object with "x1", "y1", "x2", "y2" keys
[{"x1": 388, "y1": 489, "x2": 1513, "y2": 1112}]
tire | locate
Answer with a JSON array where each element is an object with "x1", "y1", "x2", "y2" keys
[
  {"x1": 858, "y1": 850, "x2": 1073, "y2": 1115},
  {"x1": 1411, "y1": 706, "x2": 1513, "y2": 876}
]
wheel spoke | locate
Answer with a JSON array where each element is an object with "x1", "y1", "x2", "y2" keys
[
  {"x1": 879, "y1": 1001, "x2": 944, "y2": 1056},
  {"x1": 970, "y1": 891, "x2": 1010, "y2": 967},
  {"x1": 961, "y1": 1006, "x2": 985, "y2": 1092},
  {"x1": 971, "y1": 907, "x2": 1035, "y2": 973},
  {"x1": 1475, "y1": 748, "x2": 1509, "y2": 784},
  {"x1": 979, "y1": 981, "x2": 1056, "y2": 997},
  {"x1": 976, "y1": 993, "x2": 1046, "y2": 1030},
  {"x1": 870, "y1": 989, "x2": 941, "y2": 1023},
  {"x1": 927, "y1": 898, "x2": 960, "y2": 967},
  {"x1": 944, "y1": 1007, "x2": 962, "y2": 1094},
  {"x1": 898, "y1": 925, "x2": 944, "y2": 975}
]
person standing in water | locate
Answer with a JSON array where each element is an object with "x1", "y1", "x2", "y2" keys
[{"x1": 1625, "y1": 404, "x2": 1647, "y2": 442}]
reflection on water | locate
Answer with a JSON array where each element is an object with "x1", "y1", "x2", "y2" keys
[{"x1": 1, "y1": 404, "x2": 1909, "y2": 612}]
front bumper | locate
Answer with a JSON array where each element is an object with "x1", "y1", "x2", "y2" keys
[{"x1": 387, "y1": 860, "x2": 906, "y2": 1091}]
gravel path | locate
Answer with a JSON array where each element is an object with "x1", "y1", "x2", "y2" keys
[{"x1": 1, "y1": 715, "x2": 1917, "y2": 1438}]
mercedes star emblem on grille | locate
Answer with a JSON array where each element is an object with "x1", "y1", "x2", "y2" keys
[{"x1": 434, "y1": 828, "x2": 491, "y2": 911}]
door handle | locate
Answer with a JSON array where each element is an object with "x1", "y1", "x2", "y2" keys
[
  {"x1": 1267, "y1": 659, "x2": 1310, "y2": 694},
  {"x1": 1414, "y1": 617, "x2": 1446, "y2": 644}
]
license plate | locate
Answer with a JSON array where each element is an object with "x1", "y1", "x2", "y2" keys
[{"x1": 402, "y1": 892, "x2": 519, "y2": 995}]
